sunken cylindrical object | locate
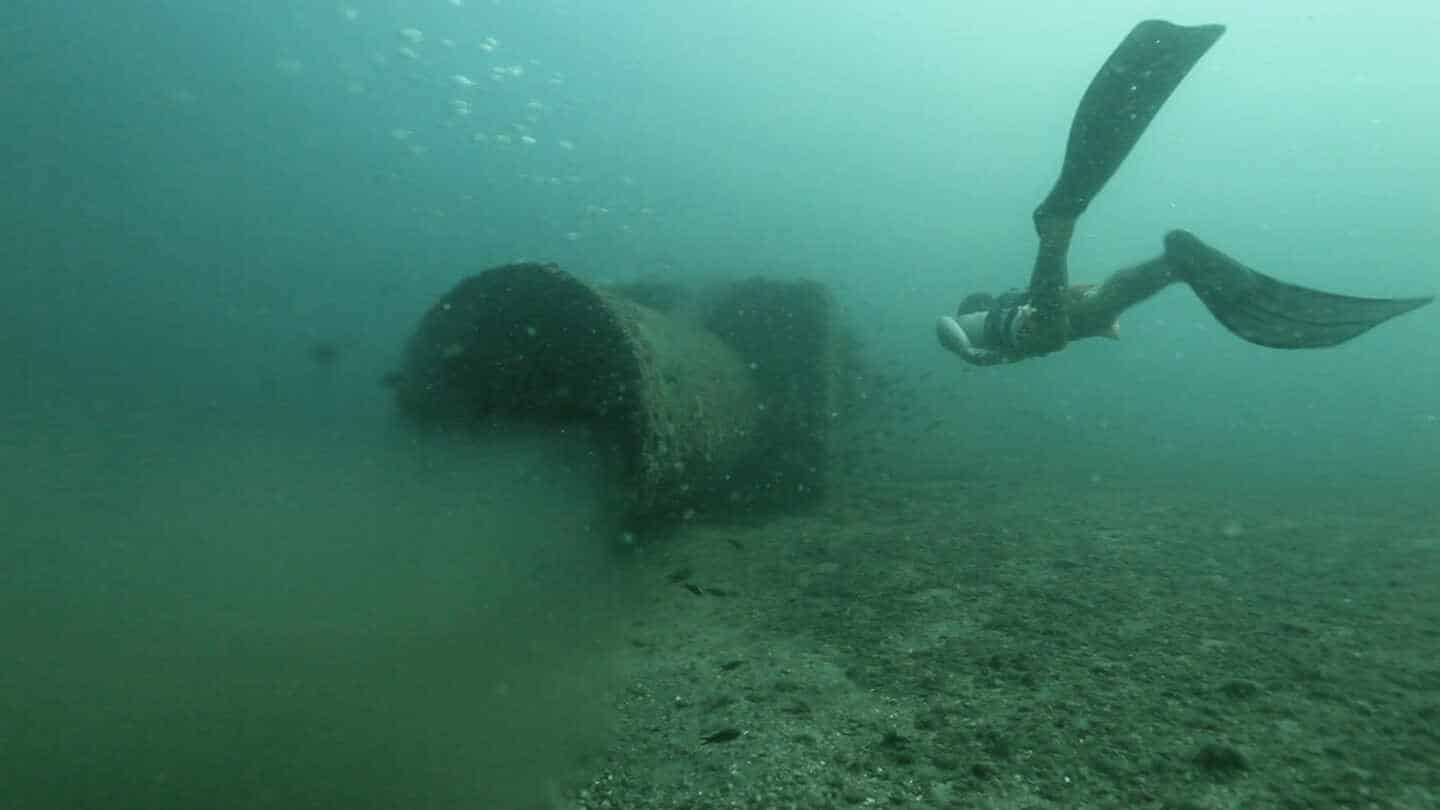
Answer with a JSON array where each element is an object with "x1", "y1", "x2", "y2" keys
[{"x1": 389, "y1": 263, "x2": 760, "y2": 521}]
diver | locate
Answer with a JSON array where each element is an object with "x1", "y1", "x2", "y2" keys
[{"x1": 937, "y1": 20, "x2": 1433, "y2": 367}]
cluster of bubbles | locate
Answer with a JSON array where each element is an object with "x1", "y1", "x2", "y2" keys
[{"x1": 254, "y1": 2, "x2": 661, "y2": 251}]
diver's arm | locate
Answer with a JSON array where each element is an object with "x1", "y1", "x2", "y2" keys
[{"x1": 936, "y1": 313, "x2": 1022, "y2": 366}]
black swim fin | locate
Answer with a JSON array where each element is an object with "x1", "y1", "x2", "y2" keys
[
  {"x1": 1035, "y1": 20, "x2": 1226, "y2": 224},
  {"x1": 1165, "y1": 230, "x2": 1435, "y2": 348}
]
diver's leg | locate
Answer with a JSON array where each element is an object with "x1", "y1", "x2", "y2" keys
[
  {"x1": 1164, "y1": 230, "x2": 1435, "y2": 348},
  {"x1": 1019, "y1": 217, "x2": 1076, "y2": 355},
  {"x1": 1020, "y1": 20, "x2": 1226, "y2": 356},
  {"x1": 1068, "y1": 257, "x2": 1178, "y2": 340}
]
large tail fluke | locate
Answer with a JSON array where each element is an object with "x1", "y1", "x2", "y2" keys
[{"x1": 1164, "y1": 229, "x2": 1435, "y2": 348}]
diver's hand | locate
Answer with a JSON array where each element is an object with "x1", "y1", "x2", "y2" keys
[{"x1": 936, "y1": 316, "x2": 1018, "y2": 367}]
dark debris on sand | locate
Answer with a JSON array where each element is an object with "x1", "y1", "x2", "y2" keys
[{"x1": 568, "y1": 478, "x2": 1440, "y2": 809}]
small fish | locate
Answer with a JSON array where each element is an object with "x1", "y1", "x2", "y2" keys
[
  {"x1": 701, "y1": 728, "x2": 741, "y2": 744},
  {"x1": 309, "y1": 341, "x2": 341, "y2": 367}
]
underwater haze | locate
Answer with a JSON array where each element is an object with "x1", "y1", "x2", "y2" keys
[
  {"x1": 6, "y1": 0, "x2": 1438, "y2": 484},
  {"x1": 3, "y1": 0, "x2": 1438, "y2": 808}
]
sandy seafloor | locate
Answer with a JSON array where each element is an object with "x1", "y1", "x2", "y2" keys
[
  {"x1": 4, "y1": 414, "x2": 1436, "y2": 809},
  {"x1": 566, "y1": 474, "x2": 1440, "y2": 810}
]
